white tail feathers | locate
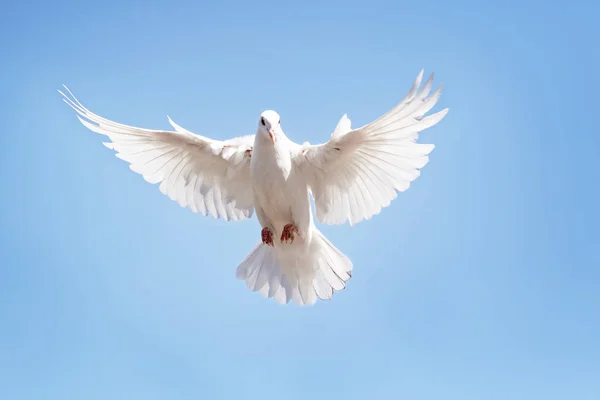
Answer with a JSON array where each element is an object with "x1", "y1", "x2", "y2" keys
[{"x1": 236, "y1": 229, "x2": 352, "y2": 305}]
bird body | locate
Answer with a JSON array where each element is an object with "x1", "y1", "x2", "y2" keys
[
  {"x1": 60, "y1": 70, "x2": 448, "y2": 305},
  {"x1": 251, "y1": 127, "x2": 307, "y2": 241},
  {"x1": 243, "y1": 111, "x2": 350, "y2": 305}
]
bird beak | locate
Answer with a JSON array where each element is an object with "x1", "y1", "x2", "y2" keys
[{"x1": 268, "y1": 129, "x2": 275, "y2": 143}]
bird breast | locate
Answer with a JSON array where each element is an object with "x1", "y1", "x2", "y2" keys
[{"x1": 251, "y1": 139, "x2": 297, "y2": 221}]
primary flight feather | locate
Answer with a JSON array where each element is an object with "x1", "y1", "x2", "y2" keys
[{"x1": 60, "y1": 70, "x2": 448, "y2": 305}]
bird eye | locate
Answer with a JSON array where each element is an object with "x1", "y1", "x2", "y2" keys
[
  {"x1": 278, "y1": 120, "x2": 280, "y2": 124},
  {"x1": 261, "y1": 117, "x2": 266, "y2": 126}
]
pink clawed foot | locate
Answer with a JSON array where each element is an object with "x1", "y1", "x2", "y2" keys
[
  {"x1": 261, "y1": 227, "x2": 274, "y2": 247},
  {"x1": 280, "y1": 223, "x2": 300, "y2": 244}
]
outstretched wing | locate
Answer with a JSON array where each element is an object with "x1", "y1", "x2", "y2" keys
[
  {"x1": 60, "y1": 87, "x2": 255, "y2": 221},
  {"x1": 295, "y1": 70, "x2": 448, "y2": 225}
]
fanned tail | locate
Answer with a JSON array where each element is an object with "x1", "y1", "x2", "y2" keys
[{"x1": 235, "y1": 228, "x2": 352, "y2": 305}]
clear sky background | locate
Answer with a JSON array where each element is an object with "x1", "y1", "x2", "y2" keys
[{"x1": 1, "y1": 0, "x2": 599, "y2": 399}]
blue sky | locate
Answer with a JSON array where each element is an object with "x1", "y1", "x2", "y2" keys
[{"x1": 1, "y1": 0, "x2": 599, "y2": 399}]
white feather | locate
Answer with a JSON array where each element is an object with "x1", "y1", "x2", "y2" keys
[
  {"x1": 59, "y1": 86, "x2": 254, "y2": 221},
  {"x1": 294, "y1": 70, "x2": 448, "y2": 225}
]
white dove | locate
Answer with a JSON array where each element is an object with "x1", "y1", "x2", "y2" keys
[{"x1": 60, "y1": 70, "x2": 448, "y2": 305}]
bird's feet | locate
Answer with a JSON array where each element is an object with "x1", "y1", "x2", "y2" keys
[
  {"x1": 280, "y1": 223, "x2": 300, "y2": 244},
  {"x1": 261, "y1": 227, "x2": 274, "y2": 247}
]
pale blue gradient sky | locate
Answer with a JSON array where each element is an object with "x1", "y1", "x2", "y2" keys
[{"x1": 1, "y1": 1, "x2": 599, "y2": 399}]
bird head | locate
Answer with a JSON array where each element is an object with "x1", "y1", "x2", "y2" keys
[{"x1": 258, "y1": 110, "x2": 281, "y2": 143}]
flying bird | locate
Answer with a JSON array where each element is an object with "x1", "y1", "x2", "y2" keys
[{"x1": 60, "y1": 70, "x2": 448, "y2": 305}]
